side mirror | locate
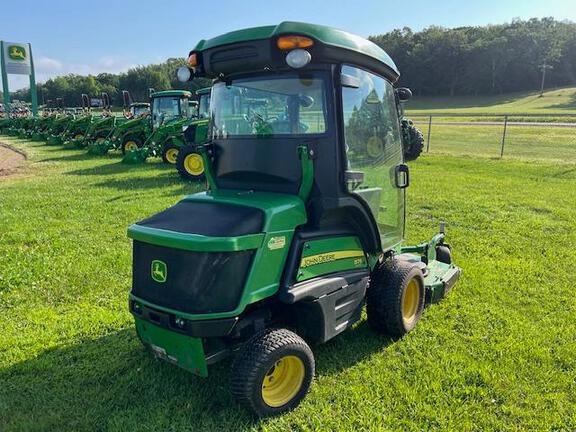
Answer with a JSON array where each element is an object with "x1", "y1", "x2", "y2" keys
[{"x1": 396, "y1": 87, "x2": 412, "y2": 102}]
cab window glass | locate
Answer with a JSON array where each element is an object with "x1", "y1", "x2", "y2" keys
[{"x1": 341, "y1": 65, "x2": 404, "y2": 249}]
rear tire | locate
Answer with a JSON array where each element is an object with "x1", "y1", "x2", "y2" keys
[
  {"x1": 402, "y1": 120, "x2": 425, "y2": 162},
  {"x1": 230, "y1": 328, "x2": 314, "y2": 418},
  {"x1": 367, "y1": 259, "x2": 425, "y2": 336},
  {"x1": 176, "y1": 145, "x2": 206, "y2": 181}
]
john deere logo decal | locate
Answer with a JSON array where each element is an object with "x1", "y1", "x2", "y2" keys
[
  {"x1": 8, "y1": 45, "x2": 26, "y2": 61},
  {"x1": 151, "y1": 260, "x2": 167, "y2": 283}
]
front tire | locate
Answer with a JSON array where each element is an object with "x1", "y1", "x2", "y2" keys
[
  {"x1": 121, "y1": 137, "x2": 142, "y2": 155},
  {"x1": 230, "y1": 328, "x2": 315, "y2": 418},
  {"x1": 176, "y1": 145, "x2": 205, "y2": 181},
  {"x1": 162, "y1": 143, "x2": 179, "y2": 165},
  {"x1": 367, "y1": 259, "x2": 425, "y2": 336}
]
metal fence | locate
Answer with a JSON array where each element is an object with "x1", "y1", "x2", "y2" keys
[{"x1": 409, "y1": 113, "x2": 576, "y2": 162}]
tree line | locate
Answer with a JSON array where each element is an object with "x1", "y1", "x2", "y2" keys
[
  {"x1": 6, "y1": 17, "x2": 576, "y2": 105},
  {"x1": 370, "y1": 17, "x2": 576, "y2": 95},
  {"x1": 9, "y1": 58, "x2": 210, "y2": 107}
]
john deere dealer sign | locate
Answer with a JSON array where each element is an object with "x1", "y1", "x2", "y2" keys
[{"x1": 3, "y1": 42, "x2": 32, "y2": 75}]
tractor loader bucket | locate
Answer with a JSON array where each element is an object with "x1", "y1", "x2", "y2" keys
[
  {"x1": 122, "y1": 147, "x2": 149, "y2": 164},
  {"x1": 62, "y1": 139, "x2": 79, "y2": 149},
  {"x1": 47, "y1": 135, "x2": 63, "y2": 146},
  {"x1": 87, "y1": 140, "x2": 111, "y2": 156}
]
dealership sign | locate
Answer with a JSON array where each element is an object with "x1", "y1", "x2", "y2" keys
[{"x1": 3, "y1": 42, "x2": 32, "y2": 75}]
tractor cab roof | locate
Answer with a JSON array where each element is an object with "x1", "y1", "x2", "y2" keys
[
  {"x1": 130, "y1": 102, "x2": 150, "y2": 108},
  {"x1": 150, "y1": 90, "x2": 192, "y2": 99},
  {"x1": 191, "y1": 21, "x2": 399, "y2": 82},
  {"x1": 196, "y1": 87, "x2": 211, "y2": 96}
]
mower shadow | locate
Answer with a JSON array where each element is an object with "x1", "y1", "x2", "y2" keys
[
  {"x1": 0, "y1": 321, "x2": 395, "y2": 431},
  {"x1": 65, "y1": 160, "x2": 161, "y2": 176}
]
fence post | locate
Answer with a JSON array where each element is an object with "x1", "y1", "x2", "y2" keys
[
  {"x1": 500, "y1": 115, "x2": 508, "y2": 158},
  {"x1": 426, "y1": 115, "x2": 432, "y2": 152}
]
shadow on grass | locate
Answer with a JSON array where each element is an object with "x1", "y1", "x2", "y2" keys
[
  {"x1": 93, "y1": 174, "x2": 202, "y2": 195},
  {"x1": 65, "y1": 160, "x2": 159, "y2": 176},
  {"x1": 39, "y1": 152, "x2": 97, "y2": 163},
  {"x1": 0, "y1": 321, "x2": 394, "y2": 431}
]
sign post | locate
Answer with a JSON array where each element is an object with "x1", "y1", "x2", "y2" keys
[{"x1": 0, "y1": 41, "x2": 38, "y2": 115}]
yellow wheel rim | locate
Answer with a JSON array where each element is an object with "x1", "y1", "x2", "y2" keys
[
  {"x1": 402, "y1": 279, "x2": 420, "y2": 322},
  {"x1": 165, "y1": 148, "x2": 179, "y2": 164},
  {"x1": 184, "y1": 153, "x2": 204, "y2": 176},
  {"x1": 125, "y1": 141, "x2": 138, "y2": 152},
  {"x1": 261, "y1": 355, "x2": 305, "y2": 408},
  {"x1": 74, "y1": 134, "x2": 83, "y2": 140},
  {"x1": 95, "y1": 137, "x2": 105, "y2": 143}
]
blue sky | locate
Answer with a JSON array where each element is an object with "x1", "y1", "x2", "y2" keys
[{"x1": 3, "y1": 0, "x2": 575, "y2": 89}]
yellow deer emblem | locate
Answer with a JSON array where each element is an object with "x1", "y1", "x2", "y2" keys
[
  {"x1": 151, "y1": 260, "x2": 167, "y2": 283},
  {"x1": 8, "y1": 46, "x2": 26, "y2": 61}
]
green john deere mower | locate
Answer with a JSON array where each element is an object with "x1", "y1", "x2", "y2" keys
[
  {"x1": 127, "y1": 22, "x2": 461, "y2": 417},
  {"x1": 86, "y1": 91, "x2": 150, "y2": 155}
]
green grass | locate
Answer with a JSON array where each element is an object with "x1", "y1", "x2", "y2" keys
[
  {"x1": 1, "y1": 136, "x2": 576, "y2": 431},
  {"x1": 407, "y1": 86, "x2": 576, "y2": 114},
  {"x1": 414, "y1": 123, "x2": 576, "y2": 161}
]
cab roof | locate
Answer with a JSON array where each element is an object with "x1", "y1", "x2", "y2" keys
[
  {"x1": 150, "y1": 90, "x2": 192, "y2": 99},
  {"x1": 130, "y1": 102, "x2": 150, "y2": 108},
  {"x1": 193, "y1": 21, "x2": 399, "y2": 79}
]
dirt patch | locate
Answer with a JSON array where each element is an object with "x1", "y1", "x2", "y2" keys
[{"x1": 0, "y1": 143, "x2": 26, "y2": 177}]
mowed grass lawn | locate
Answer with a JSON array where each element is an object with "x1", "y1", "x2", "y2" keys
[{"x1": 1, "y1": 136, "x2": 575, "y2": 431}]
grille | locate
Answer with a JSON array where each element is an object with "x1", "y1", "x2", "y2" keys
[{"x1": 131, "y1": 241, "x2": 254, "y2": 314}]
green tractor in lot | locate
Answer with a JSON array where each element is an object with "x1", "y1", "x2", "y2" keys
[
  {"x1": 127, "y1": 22, "x2": 461, "y2": 417},
  {"x1": 45, "y1": 99, "x2": 76, "y2": 145},
  {"x1": 121, "y1": 89, "x2": 209, "y2": 164},
  {"x1": 86, "y1": 91, "x2": 150, "y2": 155}
]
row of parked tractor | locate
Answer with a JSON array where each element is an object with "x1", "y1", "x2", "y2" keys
[{"x1": 0, "y1": 87, "x2": 211, "y2": 180}]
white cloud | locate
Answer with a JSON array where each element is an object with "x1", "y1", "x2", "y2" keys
[{"x1": 35, "y1": 56, "x2": 63, "y2": 72}]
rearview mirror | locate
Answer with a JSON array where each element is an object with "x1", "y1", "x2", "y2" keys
[{"x1": 341, "y1": 73, "x2": 360, "y2": 89}]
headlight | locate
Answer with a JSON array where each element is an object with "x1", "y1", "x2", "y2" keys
[
  {"x1": 286, "y1": 49, "x2": 311, "y2": 69},
  {"x1": 177, "y1": 66, "x2": 192, "y2": 83}
]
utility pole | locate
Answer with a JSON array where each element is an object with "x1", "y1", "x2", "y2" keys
[{"x1": 539, "y1": 62, "x2": 553, "y2": 97}]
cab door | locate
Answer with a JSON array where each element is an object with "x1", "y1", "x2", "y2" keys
[{"x1": 341, "y1": 65, "x2": 406, "y2": 251}]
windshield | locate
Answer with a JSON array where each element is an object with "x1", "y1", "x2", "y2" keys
[
  {"x1": 198, "y1": 94, "x2": 210, "y2": 119},
  {"x1": 132, "y1": 106, "x2": 148, "y2": 117},
  {"x1": 152, "y1": 96, "x2": 189, "y2": 129},
  {"x1": 210, "y1": 75, "x2": 327, "y2": 138}
]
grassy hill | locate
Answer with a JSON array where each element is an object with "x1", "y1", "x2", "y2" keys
[{"x1": 407, "y1": 87, "x2": 576, "y2": 115}]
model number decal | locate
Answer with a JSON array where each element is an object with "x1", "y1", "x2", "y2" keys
[
  {"x1": 267, "y1": 236, "x2": 286, "y2": 250},
  {"x1": 300, "y1": 250, "x2": 365, "y2": 268}
]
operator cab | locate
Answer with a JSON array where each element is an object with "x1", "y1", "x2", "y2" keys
[
  {"x1": 181, "y1": 25, "x2": 407, "y2": 253},
  {"x1": 150, "y1": 90, "x2": 193, "y2": 131}
]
